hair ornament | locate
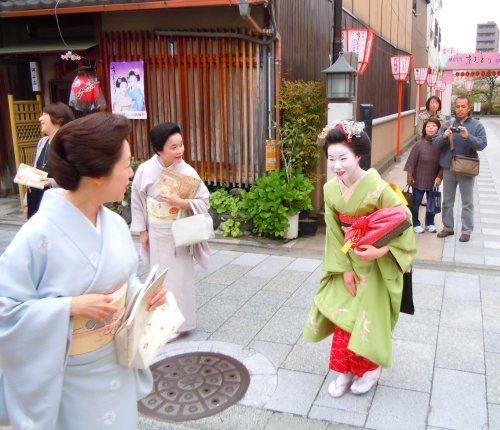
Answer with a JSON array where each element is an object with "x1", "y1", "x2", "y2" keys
[{"x1": 318, "y1": 120, "x2": 365, "y2": 142}]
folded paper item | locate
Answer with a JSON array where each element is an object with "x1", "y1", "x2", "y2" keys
[
  {"x1": 115, "y1": 266, "x2": 185, "y2": 369},
  {"x1": 14, "y1": 163, "x2": 48, "y2": 189},
  {"x1": 340, "y1": 207, "x2": 411, "y2": 253}
]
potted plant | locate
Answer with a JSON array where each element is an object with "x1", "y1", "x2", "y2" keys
[
  {"x1": 277, "y1": 79, "x2": 327, "y2": 235},
  {"x1": 241, "y1": 169, "x2": 313, "y2": 239}
]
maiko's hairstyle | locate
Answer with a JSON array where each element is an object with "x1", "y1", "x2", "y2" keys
[
  {"x1": 422, "y1": 118, "x2": 441, "y2": 138},
  {"x1": 425, "y1": 95, "x2": 442, "y2": 112},
  {"x1": 150, "y1": 122, "x2": 182, "y2": 154},
  {"x1": 49, "y1": 112, "x2": 131, "y2": 190},
  {"x1": 116, "y1": 77, "x2": 128, "y2": 88},
  {"x1": 322, "y1": 127, "x2": 371, "y2": 158},
  {"x1": 43, "y1": 102, "x2": 75, "y2": 127},
  {"x1": 128, "y1": 70, "x2": 140, "y2": 81}
]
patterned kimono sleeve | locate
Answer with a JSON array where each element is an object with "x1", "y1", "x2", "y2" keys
[
  {"x1": 378, "y1": 186, "x2": 417, "y2": 274},
  {"x1": 323, "y1": 189, "x2": 353, "y2": 275}
]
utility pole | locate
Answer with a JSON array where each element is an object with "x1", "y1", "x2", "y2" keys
[{"x1": 332, "y1": 0, "x2": 343, "y2": 62}]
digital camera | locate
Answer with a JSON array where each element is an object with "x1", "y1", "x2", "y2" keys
[{"x1": 450, "y1": 127, "x2": 461, "y2": 133}]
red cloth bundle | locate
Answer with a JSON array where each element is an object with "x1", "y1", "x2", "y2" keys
[{"x1": 340, "y1": 207, "x2": 411, "y2": 253}]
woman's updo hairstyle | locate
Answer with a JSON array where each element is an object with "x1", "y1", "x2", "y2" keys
[
  {"x1": 43, "y1": 102, "x2": 75, "y2": 127},
  {"x1": 321, "y1": 120, "x2": 371, "y2": 158},
  {"x1": 49, "y1": 112, "x2": 131, "y2": 190},
  {"x1": 150, "y1": 122, "x2": 182, "y2": 154}
]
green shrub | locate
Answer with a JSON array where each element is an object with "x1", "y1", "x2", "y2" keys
[{"x1": 241, "y1": 170, "x2": 313, "y2": 237}]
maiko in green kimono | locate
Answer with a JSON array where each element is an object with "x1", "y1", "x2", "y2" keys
[{"x1": 304, "y1": 120, "x2": 416, "y2": 398}]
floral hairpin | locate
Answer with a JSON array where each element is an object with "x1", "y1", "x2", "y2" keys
[{"x1": 318, "y1": 120, "x2": 365, "y2": 142}]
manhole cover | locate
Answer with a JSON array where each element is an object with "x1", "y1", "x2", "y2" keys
[{"x1": 138, "y1": 352, "x2": 251, "y2": 422}]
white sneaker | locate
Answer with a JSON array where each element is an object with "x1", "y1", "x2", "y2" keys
[
  {"x1": 426, "y1": 225, "x2": 437, "y2": 233},
  {"x1": 413, "y1": 226, "x2": 424, "y2": 233},
  {"x1": 350, "y1": 367, "x2": 381, "y2": 395},
  {"x1": 328, "y1": 373, "x2": 354, "y2": 398}
]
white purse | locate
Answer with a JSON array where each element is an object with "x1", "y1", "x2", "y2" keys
[
  {"x1": 115, "y1": 267, "x2": 185, "y2": 369},
  {"x1": 171, "y1": 206, "x2": 215, "y2": 247}
]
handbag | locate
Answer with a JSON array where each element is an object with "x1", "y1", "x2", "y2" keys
[
  {"x1": 171, "y1": 205, "x2": 215, "y2": 248},
  {"x1": 449, "y1": 131, "x2": 480, "y2": 177},
  {"x1": 400, "y1": 267, "x2": 415, "y2": 315},
  {"x1": 402, "y1": 184, "x2": 414, "y2": 207},
  {"x1": 340, "y1": 207, "x2": 412, "y2": 253},
  {"x1": 426, "y1": 186, "x2": 441, "y2": 215},
  {"x1": 115, "y1": 267, "x2": 185, "y2": 369}
]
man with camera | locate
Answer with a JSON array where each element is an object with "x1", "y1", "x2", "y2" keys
[{"x1": 432, "y1": 96, "x2": 487, "y2": 242}]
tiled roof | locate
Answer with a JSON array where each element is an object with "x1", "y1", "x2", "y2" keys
[{"x1": 0, "y1": 0, "x2": 137, "y2": 12}]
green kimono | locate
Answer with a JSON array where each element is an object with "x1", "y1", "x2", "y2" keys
[{"x1": 304, "y1": 169, "x2": 416, "y2": 368}]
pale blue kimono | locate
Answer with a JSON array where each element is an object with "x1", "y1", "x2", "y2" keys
[{"x1": 0, "y1": 190, "x2": 153, "y2": 430}]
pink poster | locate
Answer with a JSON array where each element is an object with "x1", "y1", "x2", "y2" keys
[{"x1": 109, "y1": 61, "x2": 147, "y2": 119}]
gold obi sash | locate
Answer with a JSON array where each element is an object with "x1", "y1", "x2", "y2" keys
[
  {"x1": 146, "y1": 196, "x2": 179, "y2": 222},
  {"x1": 69, "y1": 283, "x2": 128, "y2": 356}
]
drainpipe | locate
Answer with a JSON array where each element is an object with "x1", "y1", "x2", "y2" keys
[
  {"x1": 332, "y1": 0, "x2": 343, "y2": 62},
  {"x1": 238, "y1": 0, "x2": 274, "y2": 35}
]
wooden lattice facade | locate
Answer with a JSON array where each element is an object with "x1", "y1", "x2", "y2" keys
[
  {"x1": 99, "y1": 31, "x2": 272, "y2": 187},
  {"x1": 7, "y1": 94, "x2": 42, "y2": 205}
]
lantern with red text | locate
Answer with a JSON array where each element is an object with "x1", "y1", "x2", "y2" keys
[
  {"x1": 390, "y1": 55, "x2": 412, "y2": 158},
  {"x1": 464, "y1": 80, "x2": 474, "y2": 95},
  {"x1": 341, "y1": 28, "x2": 375, "y2": 76},
  {"x1": 69, "y1": 67, "x2": 107, "y2": 112}
]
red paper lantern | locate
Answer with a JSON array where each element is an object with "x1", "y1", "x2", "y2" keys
[{"x1": 69, "y1": 68, "x2": 107, "y2": 112}]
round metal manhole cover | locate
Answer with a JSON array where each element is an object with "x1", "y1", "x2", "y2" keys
[{"x1": 138, "y1": 352, "x2": 251, "y2": 422}]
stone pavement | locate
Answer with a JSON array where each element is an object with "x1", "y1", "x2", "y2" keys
[{"x1": 0, "y1": 117, "x2": 500, "y2": 430}]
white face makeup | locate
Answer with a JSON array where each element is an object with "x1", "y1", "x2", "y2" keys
[{"x1": 327, "y1": 143, "x2": 361, "y2": 184}]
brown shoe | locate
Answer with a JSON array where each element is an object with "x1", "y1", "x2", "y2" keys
[
  {"x1": 459, "y1": 233, "x2": 471, "y2": 242},
  {"x1": 437, "y1": 230, "x2": 454, "y2": 238}
]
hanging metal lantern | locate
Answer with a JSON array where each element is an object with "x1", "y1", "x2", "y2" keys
[{"x1": 69, "y1": 66, "x2": 107, "y2": 112}]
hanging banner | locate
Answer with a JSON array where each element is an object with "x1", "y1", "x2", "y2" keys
[
  {"x1": 29, "y1": 62, "x2": 41, "y2": 92},
  {"x1": 110, "y1": 61, "x2": 147, "y2": 120},
  {"x1": 341, "y1": 28, "x2": 375, "y2": 76}
]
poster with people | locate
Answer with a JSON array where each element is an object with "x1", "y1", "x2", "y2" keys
[{"x1": 110, "y1": 61, "x2": 147, "y2": 119}]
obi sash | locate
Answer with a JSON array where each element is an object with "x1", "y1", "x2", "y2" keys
[
  {"x1": 146, "y1": 196, "x2": 179, "y2": 222},
  {"x1": 69, "y1": 282, "x2": 127, "y2": 356}
]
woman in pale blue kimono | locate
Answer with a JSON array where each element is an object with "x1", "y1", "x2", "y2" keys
[{"x1": 0, "y1": 113, "x2": 165, "y2": 429}]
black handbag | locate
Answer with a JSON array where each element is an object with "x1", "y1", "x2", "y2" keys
[
  {"x1": 402, "y1": 184, "x2": 414, "y2": 207},
  {"x1": 426, "y1": 186, "x2": 441, "y2": 215},
  {"x1": 400, "y1": 268, "x2": 415, "y2": 315}
]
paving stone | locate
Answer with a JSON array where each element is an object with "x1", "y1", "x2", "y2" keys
[
  {"x1": 428, "y1": 368, "x2": 487, "y2": 430},
  {"x1": 485, "y1": 256, "x2": 500, "y2": 266},
  {"x1": 379, "y1": 339, "x2": 435, "y2": 393},
  {"x1": 246, "y1": 256, "x2": 295, "y2": 279},
  {"x1": 484, "y1": 241, "x2": 500, "y2": 249},
  {"x1": 216, "y1": 276, "x2": 267, "y2": 302},
  {"x1": 480, "y1": 201, "x2": 500, "y2": 207},
  {"x1": 196, "y1": 298, "x2": 243, "y2": 332},
  {"x1": 489, "y1": 403, "x2": 500, "y2": 430},
  {"x1": 264, "y1": 369, "x2": 325, "y2": 415},
  {"x1": 210, "y1": 316, "x2": 268, "y2": 345},
  {"x1": 286, "y1": 258, "x2": 322, "y2": 272},
  {"x1": 480, "y1": 208, "x2": 500, "y2": 214},
  {"x1": 366, "y1": 386, "x2": 429, "y2": 430},
  {"x1": 265, "y1": 412, "x2": 328, "y2": 430},
  {"x1": 440, "y1": 299, "x2": 482, "y2": 331},
  {"x1": 240, "y1": 374, "x2": 277, "y2": 408},
  {"x1": 486, "y1": 352, "x2": 500, "y2": 404},
  {"x1": 444, "y1": 272, "x2": 480, "y2": 301},
  {"x1": 484, "y1": 332, "x2": 500, "y2": 354},
  {"x1": 412, "y1": 268, "x2": 446, "y2": 286},
  {"x1": 413, "y1": 283, "x2": 443, "y2": 311},
  {"x1": 231, "y1": 252, "x2": 270, "y2": 266},
  {"x1": 237, "y1": 301, "x2": 286, "y2": 321},
  {"x1": 480, "y1": 275, "x2": 500, "y2": 292},
  {"x1": 481, "y1": 217, "x2": 500, "y2": 224},
  {"x1": 282, "y1": 336, "x2": 332, "y2": 375},
  {"x1": 196, "y1": 282, "x2": 229, "y2": 298},
  {"x1": 248, "y1": 340, "x2": 292, "y2": 368},
  {"x1": 483, "y1": 315, "x2": 500, "y2": 333},
  {"x1": 245, "y1": 289, "x2": 291, "y2": 310},
  {"x1": 284, "y1": 283, "x2": 319, "y2": 309},
  {"x1": 306, "y1": 266, "x2": 324, "y2": 284},
  {"x1": 435, "y1": 326, "x2": 484, "y2": 372},
  {"x1": 309, "y1": 405, "x2": 366, "y2": 427},
  {"x1": 392, "y1": 319, "x2": 438, "y2": 345},
  {"x1": 256, "y1": 306, "x2": 309, "y2": 344},
  {"x1": 203, "y1": 264, "x2": 253, "y2": 285},
  {"x1": 483, "y1": 228, "x2": 500, "y2": 235},
  {"x1": 399, "y1": 308, "x2": 440, "y2": 326},
  {"x1": 453, "y1": 253, "x2": 484, "y2": 265},
  {"x1": 263, "y1": 270, "x2": 310, "y2": 294}
]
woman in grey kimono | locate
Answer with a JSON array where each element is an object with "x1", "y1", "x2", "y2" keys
[
  {"x1": 0, "y1": 113, "x2": 165, "y2": 429},
  {"x1": 131, "y1": 122, "x2": 210, "y2": 341}
]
